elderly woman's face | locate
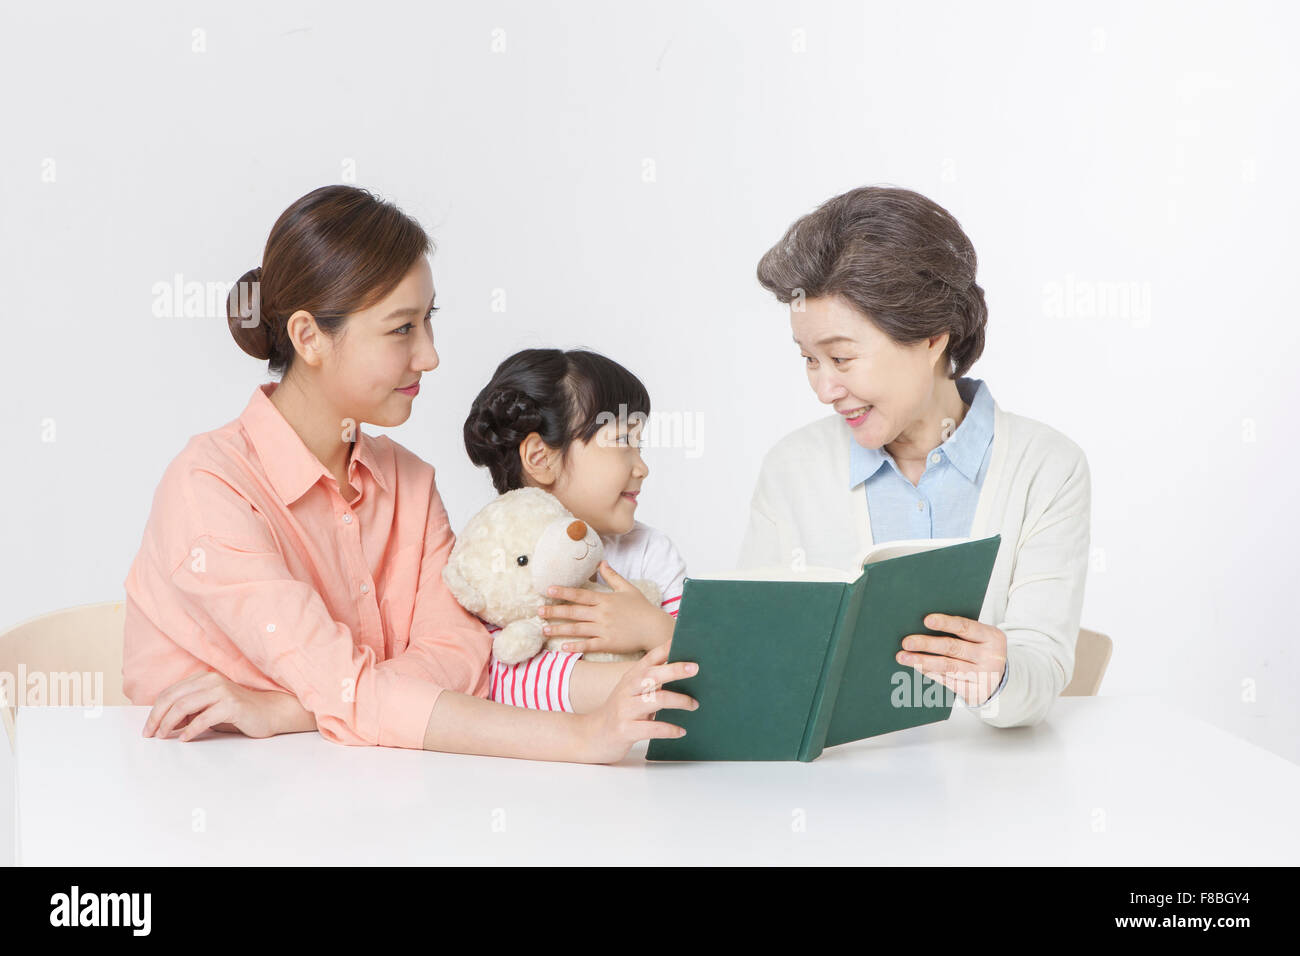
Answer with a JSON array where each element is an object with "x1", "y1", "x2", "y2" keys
[{"x1": 792, "y1": 295, "x2": 947, "y2": 449}]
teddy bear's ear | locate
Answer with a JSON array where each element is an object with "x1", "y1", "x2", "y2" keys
[{"x1": 442, "y1": 561, "x2": 486, "y2": 615}]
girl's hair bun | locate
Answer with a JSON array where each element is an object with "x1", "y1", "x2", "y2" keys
[
  {"x1": 227, "y1": 266, "x2": 274, "y2": 360},
  {"x1": 474, "y1": 387, "x2": 544, "y2": 448}
]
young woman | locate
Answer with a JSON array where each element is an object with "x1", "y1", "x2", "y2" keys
[
  {"x1": 461, "y1": 349, "x2": 687, "y2": 701},
  {"x1": 743, "y1": 185, "x2": 1092, "y2": 727},
  {"x1": 122, "y1": 184, "x2": 697, "y2": 762}
]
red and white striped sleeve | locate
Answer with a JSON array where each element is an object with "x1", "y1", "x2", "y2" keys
[{"x1": 484, "y1": 624, "x2": 581, "y2": 711}]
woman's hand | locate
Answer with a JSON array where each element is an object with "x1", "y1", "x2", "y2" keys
[
  {"x1": 897, "y1": 613, "x2": 1008, "y2": 707},
  {"x1": 541, "y1": 561, "x2": 673, "y2": 655},
  {"x1": 141, "y1": 671, "x2": 311, "y2": 741},
  {"x1": 578, "y1": 640, "x2": 699, "y2": 763}
]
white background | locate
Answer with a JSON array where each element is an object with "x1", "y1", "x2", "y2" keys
[{"x1": 2, "y1": 0, "x2": 1296, "y2": 780}]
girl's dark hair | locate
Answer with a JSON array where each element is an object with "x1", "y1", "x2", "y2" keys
[
  {"x1": 226, "y1": 185, "x2": 432, "y2": 378},
  {"x1": 756, "y1": 185, "x2": 987, "y2": 379},
  {"x1": 464, "y1": 349, "x2": 652, "y2": 494}
]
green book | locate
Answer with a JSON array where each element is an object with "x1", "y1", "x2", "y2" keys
[{"x1": 646, "y1": 534, "x2": 1001, "y2": 762}]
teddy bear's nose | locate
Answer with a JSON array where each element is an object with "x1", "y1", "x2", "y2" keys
[{"x1": 566, "y1": 520, "x2": 587, "y2": 541}]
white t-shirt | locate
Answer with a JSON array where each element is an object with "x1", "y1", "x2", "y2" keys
[{"x1": 600, "y1": 520, "x2": 688, "y2": 618}]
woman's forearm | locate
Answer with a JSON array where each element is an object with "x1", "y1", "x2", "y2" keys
[
  {"x1": 422, "y1": 690, "x2": 594, "y2": 762},
  {"x1": 269, "y1": 660, "x2": 633, "y2": 747},
  {"x1": 269, "y1": 690, "x2": 319, "y2": 734}
]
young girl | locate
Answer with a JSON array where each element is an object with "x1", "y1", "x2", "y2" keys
[
  {"x1": 462, "y1": 349, "x2": 687, "y2": 707},
  {"x1": 123, "y1": 184, "x2": 697, "y2": 763}
]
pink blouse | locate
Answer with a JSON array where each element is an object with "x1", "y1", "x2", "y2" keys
[{"x1": 122, "y1": 382, "x2": 494, "y2": 749}]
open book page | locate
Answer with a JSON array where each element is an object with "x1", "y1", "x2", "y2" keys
[
  {"x1": 687, "y1": 565, "x2": 860, "y2": 584},
  {"x1": 694, "y1": 536, "x2": 994, "y2": 584},
  {"x1": 861, "y1": 537, "x2": 975, "y2": 566}
]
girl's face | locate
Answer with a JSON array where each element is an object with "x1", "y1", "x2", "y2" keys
[
  {"x1": 313, "y1": 258, "x2": 439, "y2": 428},
  {"x1": 547, "y1": 418, "x2": 649, "y2": 537},
  {"x1": 791, "y1": 294, "x2": 949, "y2": 449}
]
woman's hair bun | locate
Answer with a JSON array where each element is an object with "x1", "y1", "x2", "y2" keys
[{"x1": 227, "y1": 266, "x2": 273, "y2": 361}]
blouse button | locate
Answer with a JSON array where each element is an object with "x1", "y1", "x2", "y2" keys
[
  {"x1": 360, "y1": 583, "x2": 370, "y2": 594},
  {"x1": 930, "y1": 453, "x2": 941, "y2": 464},
  {"x1": 342, "y1": 514, "x2": 352, "y2": 524},
  {"x1": 916, "y1": 500, "x2": 925, "y2": 511}
]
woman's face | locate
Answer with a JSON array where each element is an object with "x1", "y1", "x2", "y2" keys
[
  {"x1": 791, "y1": 294, "x2": 949, "y2": 449},
  {"x1": 318, "y1": 258, "x2": 440, "y2": 428}
]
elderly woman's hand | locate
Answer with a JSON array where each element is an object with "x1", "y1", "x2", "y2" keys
[{"x1": 897, "y1": 613, "x2": 1008, "y2": 708}]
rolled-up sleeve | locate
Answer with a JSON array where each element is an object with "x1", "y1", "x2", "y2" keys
[
  {"x1": 382, "y1": 480, "x2": 493, "y2": 698},
  {"x1": 973, "y1": 448, "x2": 1091, "y2": 728},
  {"x1": 168, "y1": 472, "x2": 446, "y2": 750}
]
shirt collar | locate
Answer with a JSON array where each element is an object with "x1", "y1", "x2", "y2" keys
[
  {"x1": 848, "y1": 377, "x2": 994, "y2": 489},
  {"x1": 240, "y1": 382, "x2": 389, "y2": 505}
]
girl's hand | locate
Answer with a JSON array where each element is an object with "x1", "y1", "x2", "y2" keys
[
  {"x1": 897, "y1": 613, "x2": 1008, "y2": 708},
  {"x1": 578, "y1": 640, "x2": 699, "y2": 763},
  {"x1": 541, "y1": 561, "x2": 672, "y2": 654},
  {"x1": 141, "y1": 671, "x2": 303, "y2": 741}
]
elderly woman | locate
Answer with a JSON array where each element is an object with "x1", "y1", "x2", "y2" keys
[{"x1": 739, "y1": 186, "x2": 1091, "y2": 728}]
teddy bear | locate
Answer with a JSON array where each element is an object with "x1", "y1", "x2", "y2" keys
[{"x1": 442, "y1": 487, "x2": 661, "y2": 665}]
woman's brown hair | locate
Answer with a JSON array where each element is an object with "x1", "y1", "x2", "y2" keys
[
  {"x1": 227, "y1": 185, "x2": 432, "y2": 377},
  {"x1": 756, "y1": 186, "x2": 987, "y2": 379}
]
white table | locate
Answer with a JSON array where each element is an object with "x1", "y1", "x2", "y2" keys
[{"x1": 15, "y1": 696, "x2": 1300, "y2": 865}]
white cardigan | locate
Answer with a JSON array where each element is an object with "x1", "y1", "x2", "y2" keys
[{"x1": 737, "y1": 397, "x2": 1092, "y2": 728}]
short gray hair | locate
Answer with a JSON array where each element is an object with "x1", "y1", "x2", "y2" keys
[{"x1": 756, "y1": 186, "x2": 988, "y2": 379}]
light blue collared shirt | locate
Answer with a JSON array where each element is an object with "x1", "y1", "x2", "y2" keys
[{"x1": 849, "y1": 376, "x2": 1008, "y2": 702}]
